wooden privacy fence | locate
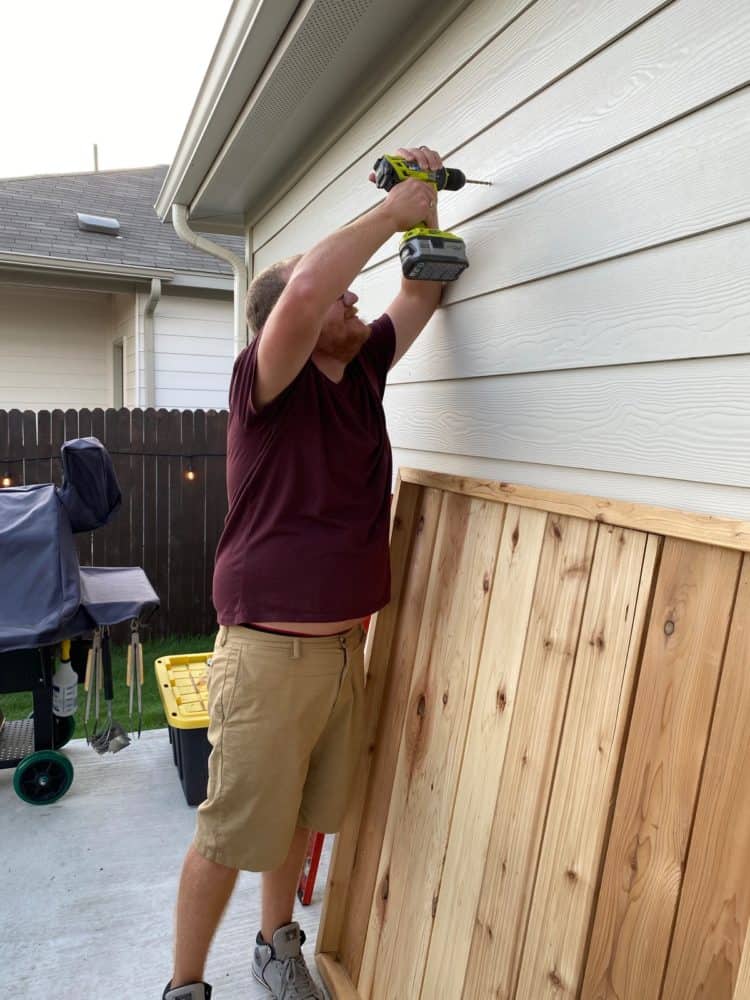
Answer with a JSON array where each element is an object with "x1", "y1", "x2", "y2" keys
[
  {"x1": 0, "y1": 408, "x2": 228, "y2": 638},
  {"x1": 317, "y1": 469, "x2": 750, "y2": 1000}
]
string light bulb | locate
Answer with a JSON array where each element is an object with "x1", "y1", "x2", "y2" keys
[
  {"x1": 1, "y1": 472, "x2": 11, "y2": 488},
  {"x1": 185, "y1": 461, "x2": 196, "y2": 482}
]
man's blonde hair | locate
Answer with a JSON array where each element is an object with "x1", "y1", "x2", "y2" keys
[{"x1": 245, "y1": 255, "x2": 302, "y2": 338}]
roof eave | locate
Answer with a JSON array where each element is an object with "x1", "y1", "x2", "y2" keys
[
  {"x1": 154, "y1": 0, "x2": 298, "y2": 223},
  {"x1": 0, "y1": 252, "x2": 175, "y2": 283}
]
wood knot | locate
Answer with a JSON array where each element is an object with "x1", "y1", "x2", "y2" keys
[
  {"x1": 596, "y1": 634, "x2": 605, "y2": 650},
  {"x1": 483, "y1": 921, "x2": 493, "y2": 940},
  {"x1": 511, "y1": 524, "x2": 520, "y2": 550},
  {"x1": 521, "y1": 751, "x2": 529, "y2": 766},
  {"x1": 496, "y1": 688, "x2": 507, "y2": 713},
  {"x1": 664, "y1": 620, "x2": 675, "y2": 636},
  {"x1": 417, "y1": 514, "x2": 425, "y2": 534},
  {"x1": 549, "y1": 968, "x2": 563, "y2": 990},
  {"x1": 483, "y1": 571, "x2": 491, "y2": 593},
  {"x1": 431, "y1": 893, "x2": 439, "y2": 918},
  {"x1": 551, "y1": 521, "x2": 562, "y2": 540},
  {"x1": 381, "y1": 873, "x2": 389, "y2": 900},
  {"x1": 566, "y1": 868, "x2": 578, "y2": 883},
  {"x1": 417, "y1": 694, "x2": 426, "y2": 717},
  {"x1": 543, "y1": 638, "x2": 553, "y2": 650},
  {"x1": 442, "y1": 690, "x2": 449, "y2": 706}
]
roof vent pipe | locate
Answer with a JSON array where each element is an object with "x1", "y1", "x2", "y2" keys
[{"x1": 171, "y1": 204, "x2": 248, "y2": 356}]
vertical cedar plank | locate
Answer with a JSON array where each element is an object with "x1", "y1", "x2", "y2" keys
[
  {"x1": 155, "y1": 409, "x2": 172, "y2": 634},
  {"x1": 192, "y1": 410, "x2": 208, "y2": 633},
  {"x1": 21, "y1": 410, "x2": 39, "y2": 485},
  {"x1": 36, "y1": 409, "x2": 51, "y2": 486},
  {"x1": 420, "y1": 505, "x2": 548, "y2": 1000},
  {"x1": 142, "y1": 408, "x2": 161, "y2": 633},
  {"x1": 130, "y1": 409, "x2": 144, "y2": 570},
  {"x1": 178, "y1": 410, "x2": 195, "y2": 634},
  {"x1": 333, "y1": 486, "x2": 443, "y2": 982},
  {"x1": 363, "y1": 493, "x2": 504, "y2": 1000},
  {"x1": 317, "y1": 478, "x2": 423, "y2": 956},
  {"x1": 734, "y1": 932, "x2": 750, "y2": 1000},
  {"x1": 316, "y1": 954, "x2": 361, "y2": 1000},
  {"x1": 90, "y1": 410, "x2": 106, "y2": 567},
  {"x1": 114, "y1": 407, "x2": 132, "y2": 569},
  {"x1": 0, "y1": 410, "x2": 8, "y2": 485},
  {"x1": 462, "y1": 514, "x2": 598, "y2": 1000},
  {"x1": 98, "y1": 409, "x2": 119, "y2": 565},
  {"x1": 581, "y1": 538, "x2": 741, "y2": 1000},
  {"x1": 661, "y1": 554, "x2": 750, "y2": 1000},
  {"x1": 76, "y1": 409, "x2": 94, "y2": 565},
  {"x1": 515, "y1": 529, "x2": 659, "y2": 999},
  {"x1": 166, "y1": 410, "x2": 183, "y2": 633},
  {"x1": 8, "y1": 410, "x2": 22, "y2": 484}
]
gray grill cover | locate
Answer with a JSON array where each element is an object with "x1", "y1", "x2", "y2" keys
[
  {"x1": 0, "y1": 484, "x2": 81, "y2": 650},
  {"x1": 58, "y1": 436, "x2": 121, "y2": 532},
  {"x1": 0, "y1": 437, "x2": 158, "y2": 652}
]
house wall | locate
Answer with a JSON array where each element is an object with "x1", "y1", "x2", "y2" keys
[
  {"x1": 0, "y1": 284, "x2": 113, "y2": 410},
  {"x1": 150, "y1": 291, "x2": 234, "y2": 410},
  {"x1": 249, "y1": 0, "x2": 750, "y2": 520}
]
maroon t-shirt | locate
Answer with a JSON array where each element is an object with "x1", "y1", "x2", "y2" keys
[{"x1": 212, "y1": 314, "x2": 396, "y2": 624}]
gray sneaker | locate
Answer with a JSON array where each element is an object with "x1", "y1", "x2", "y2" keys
[
  {"x1": 252, "y1": 922, "x2": 324, "y2": 999},
  {"x1": 162, "y1": 982, "x2": 212, "y2": 1000}
]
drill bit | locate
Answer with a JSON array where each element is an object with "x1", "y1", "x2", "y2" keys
[{"x1": 464, "y1": 178, "x2": 492, "y2": 186}]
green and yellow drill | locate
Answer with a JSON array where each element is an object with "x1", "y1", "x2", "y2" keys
[{"x1": 372, "y1": 154, "x2": 491, "y2": 282}]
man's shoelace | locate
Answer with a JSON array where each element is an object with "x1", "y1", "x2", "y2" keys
[{"x1": 278, "y1": 955, "x2": 321, "y2": 1000}]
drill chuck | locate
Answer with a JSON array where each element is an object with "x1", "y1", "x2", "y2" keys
[{"x1": 373, "y1": 155, "x2": 468, "y2": 192}]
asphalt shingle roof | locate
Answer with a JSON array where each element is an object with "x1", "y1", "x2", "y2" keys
[{"x1": 0, "y1": 164, "x2": 243, "y2": 275}]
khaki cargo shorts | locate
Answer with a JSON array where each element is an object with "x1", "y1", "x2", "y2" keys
[{"x1": 193, "y1": 623, "x2": 366, "y2": 872}]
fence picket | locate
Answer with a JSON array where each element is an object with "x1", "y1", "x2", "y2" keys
[{"x1": 0, "y1": 407, "x2": 228, "y2": 638}]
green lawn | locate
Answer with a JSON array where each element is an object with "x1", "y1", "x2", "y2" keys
[{"x1": 0, "y1": 633, "x2": 216, "y2": 736}]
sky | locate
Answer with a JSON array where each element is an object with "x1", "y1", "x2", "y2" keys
[{"x1": 0, "y1": 0, "x2": 234, "y2": 180}]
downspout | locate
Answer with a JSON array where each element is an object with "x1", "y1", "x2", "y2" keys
[
  {"x1": 172, "y1": 204, "x2": 248, "y2": 356},
  {"x1": 143, "y1": 277, "x2": 161, "y2": 407}
]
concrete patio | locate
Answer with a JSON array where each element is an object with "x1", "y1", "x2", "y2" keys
[{"x1": 1, "y1": 728, "x2": 332, "y2": 1000}]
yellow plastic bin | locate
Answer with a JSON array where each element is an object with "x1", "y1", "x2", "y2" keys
[{"x1": 155, "y1": 653, "x2": 212, "y2": 806}]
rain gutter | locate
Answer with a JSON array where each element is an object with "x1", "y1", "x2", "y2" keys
[{"x1": 171, "y1": 204, "x2": 248, "y2": 355}]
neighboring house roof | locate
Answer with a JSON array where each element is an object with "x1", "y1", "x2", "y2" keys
[{"x1": 0, "y1": 164, "x2": 243, "y2": 277}]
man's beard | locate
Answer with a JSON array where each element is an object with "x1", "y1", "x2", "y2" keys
[{"x1": 321, "y1": 319, "x2": 371, "y2": 363}]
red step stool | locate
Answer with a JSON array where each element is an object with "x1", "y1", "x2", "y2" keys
[{"x1": 297, "y1": 831, "x2": 325, "y2": 905}]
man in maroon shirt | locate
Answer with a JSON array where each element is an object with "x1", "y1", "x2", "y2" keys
[{"x1": 164, "y1": 146, "x2": 447, "y2": 1000}]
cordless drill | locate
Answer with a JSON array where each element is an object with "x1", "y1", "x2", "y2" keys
[{"x1": 373, "y1": 154, "x2": 490, "y2": 282}]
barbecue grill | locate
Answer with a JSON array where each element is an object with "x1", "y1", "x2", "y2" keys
[{"x1": 0, "y1": 437, "x2": 159, "y2": 803}]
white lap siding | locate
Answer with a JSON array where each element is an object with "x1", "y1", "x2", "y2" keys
[
  {"x1": 250, "y1": 0, "x2": 750, "y2": 519},
  {"x1": 151, "y1": 292, "x2": 234, "y2": 410}
]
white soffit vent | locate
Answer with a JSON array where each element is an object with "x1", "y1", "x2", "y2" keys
[
  {"x1": 189, "y1": 0, "x2": 471, "y2": 228},
  {"x1": 252, "y1": 0, "x2": 372, "y2": 133},
  {"x1": 77, "y1": 212, "x2": 121, "y2": 235}
]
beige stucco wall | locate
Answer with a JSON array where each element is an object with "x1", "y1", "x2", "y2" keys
[{"x1": 0, "y1": 284, "x2": 115, "y2": 411}]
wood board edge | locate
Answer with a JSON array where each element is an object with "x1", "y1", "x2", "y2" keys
[{"x1": 399, "y1": 468, "x2": 750, "y2": 552}]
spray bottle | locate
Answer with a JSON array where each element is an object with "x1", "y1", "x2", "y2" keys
[{"x1": 52, "y1": 639, "x2": 78, "y2": 717}]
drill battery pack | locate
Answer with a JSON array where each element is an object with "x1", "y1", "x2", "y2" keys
[{"x1": 399, "y1": 228, "x2": 469, "y2": 282}]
